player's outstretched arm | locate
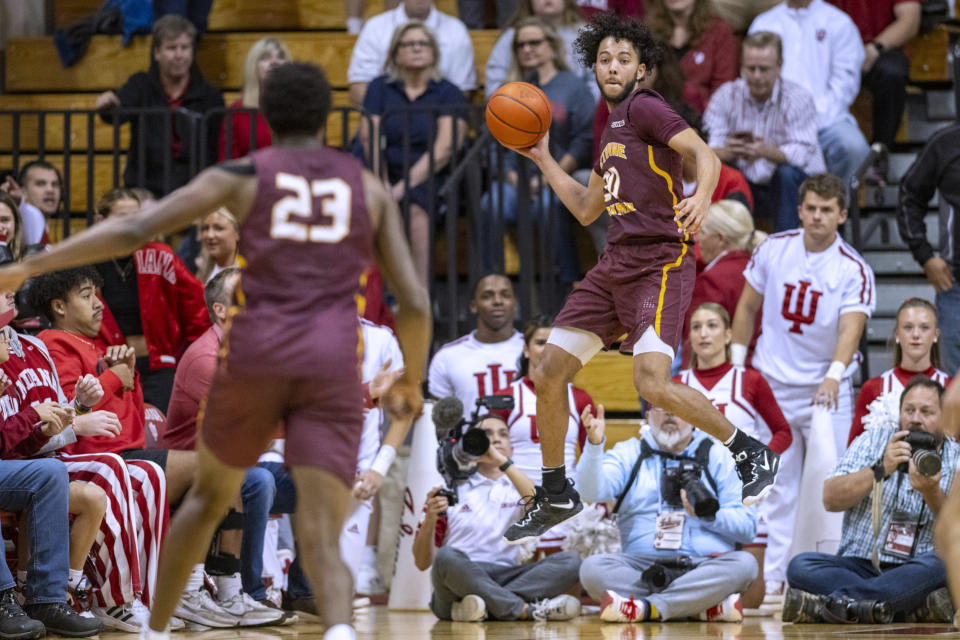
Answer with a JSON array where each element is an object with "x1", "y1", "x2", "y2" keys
[
  {"x1": 0, "y1": 166, "x2": 250, "y2": 292},
  {"x1": 668, "y1": 128, "x2": 721, "y2": 235},
  {"x1": 364, "y1": 171, "x2": 432, "y2": 420},
  {"x1": 509, "y1": 132, "x2": 605, "y2": 226}
]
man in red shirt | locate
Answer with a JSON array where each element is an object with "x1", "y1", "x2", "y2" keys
[
  {"x1": 25, "y1": 266, "x2": 262, "y2": 628},
  {"x1": 828, "y1": 0, "x2": 921, "y2": 151}
]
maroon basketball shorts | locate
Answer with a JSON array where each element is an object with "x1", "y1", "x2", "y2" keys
[
  {"x1": 554, "y1": 241, "x2": 695, "y2": 354},
  {"x1": 199, "y1": 367, "x2": 364, "y2": 487}
]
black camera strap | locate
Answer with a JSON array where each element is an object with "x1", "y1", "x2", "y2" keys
[{"x1": 612, "y1": 438, "x2": 718, "y2": 514}]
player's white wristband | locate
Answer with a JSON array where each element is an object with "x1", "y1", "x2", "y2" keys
[
  {"x1": 730, "y1": 344, "x2": 747, "y2": 366},
  {"x1": 370, "y1": 445, "x2": 397, "y2": 477},
  {"x1": 825, "y1": 361, "x2": 846, "y2": 382}
]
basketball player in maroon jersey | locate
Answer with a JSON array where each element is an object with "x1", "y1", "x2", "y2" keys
[
  {"x1": 937, "y1": 376, "x2": 960, "y2": 627},
  {"x1": 499, "y1": 13, "x2": 779, "y2": 544},
  {"x1": 0, "y1": 62, "x2": 430, "y2": 640}
]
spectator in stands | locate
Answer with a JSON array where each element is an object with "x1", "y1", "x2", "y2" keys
[
  {"x1": 645, "y1": 0, "x2": 738, "y2": 115},
  {"x1": 345, "y1": 0, "x2": 399, "y2": 33},
  {"x1": 0, "y1": 192, "x2": 27, "y2": 261},
  {"x1": 730, "y1": 174, "x2": 875, "y2": 604},
  {"x1": 0, "y1": 292, "x2": 173, "y2": 632},
  {"x1": 576, "y1": 0, "x2": 644, "y2": 20},
  {"x1": 428, "y1": 273, "x2": 523, "y2": 420},
  {"x1": 848, "y1": 298, "x2": 951, "y2": 446},
  {"x1": 91, "y1": 188, "x2": 210, "y2": 412},
  {"x1": 681, "y1": 200, "x2": 765, "y2": 368},
  {"x1": 577, "y1": 403, "x2": 757, "y2": 622},
  {"x1": 0, "y1": 458, "x2": 102, "y2": 637},
  {"x1": 412, "y1": 415, "x2": 582, "y2": 622},
  {"x1": 159, "y1": 267, "x2": 286, "y2": 623},
  {"x1": 16, "y1": 161, "x2": 62, "y2": 247},
  {"x1": 749, "y1": 0, "x2": 870, "y2": 188},
  {"x1": 95, "y1": 14, "x2": 223, "y2": 197},
  {"x1": 784, "y1": 377, "x2": 955, "y2": 624},
  {"x1": 896, "y1": 124, "x2": 960, "y2": 374},
  {"x1": 348, "y1": 0, "x2": 476, "y2": 106},
  {"x1": 485, "y1": 0, "x2": 596, "y2": 101},
  {"x1": 481, "y1": 18, "x2": 594, "y2": 285},
  {"x1": 25, "y1": 267, "x2": 255, "y2": 628},
  {"x1": 830, "y1": 0, "x2": 921, "y2": 153},
  {"x1": 218, "y1": 37, "x2": 291, "y2": 161},
  {"x1": 676, "y1": 302, "x2": 791, "y2": 608},
  {"x1": 195, "y1": 208, "x2": 239, "y2": 283},
  {"x1": 704, "y1": 31, "x2": 825, "y2": 231},
  {"x1": 358, "y1": 21, "x2": 466, "y2": 285}
]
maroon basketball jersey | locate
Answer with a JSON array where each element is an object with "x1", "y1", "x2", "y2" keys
[
  {"x1": 593, "y1": 89, "x2": 690, "y2": 245},
  {"x1": 225, "y1": 146, "x2": 373, "y2": 376}
]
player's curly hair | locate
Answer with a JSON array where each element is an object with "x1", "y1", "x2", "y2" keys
[
  {"x1": 260, "y1": 61, "x2": 332, "y2": 138},
  {"x1": 26, "y1": 266, "x2": 103, "y2": 324},
  {"x1": 574, "y1": 11, "x2": 662, "y2": 70}
]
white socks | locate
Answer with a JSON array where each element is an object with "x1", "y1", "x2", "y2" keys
[
  {"x1": 67, "y1": 569, "x2": 83, "y2": 590},
  {"x1": 324, "y1": 624, "x2": 356, "y2": 640},
  {"x1": 185, "y1": 564, "x2": 205, "y2": 592},
  {"x1": 214, "y1": 573, "x2": 242, "y2": 601},
  {"x1": 139, "y1": 627, "x2": 170, "y2": 640}
]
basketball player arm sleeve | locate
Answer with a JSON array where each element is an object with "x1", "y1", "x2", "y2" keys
[
  {"x1": 575, "y1": 438, "x2": 637, "y2": 503},
  {"x1": 18, "y1": 167, "x2": 247, "y2": 279},
  {"x1": 698, "y1": 449, "x2": 756, "y2": 543}
]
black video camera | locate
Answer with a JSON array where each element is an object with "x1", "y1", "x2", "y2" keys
[
  {"x1": 899, "y1": 431, "x2": 942, "y2": 477},
  {"x1": 641, "y1": 555, "x2": 693, "y2": 589},
  {"x1": 661, "y1": 460, "x2": 719, "y2": 521},
  {"x1": 434, "y1": 395, "x2": 516, "y2": 507}
]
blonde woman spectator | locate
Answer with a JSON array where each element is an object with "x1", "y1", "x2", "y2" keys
[
  {"x1": 0, "y1": 191, "x2": 28, "y2": 261},
  {"x1": 196, "y1": 208, "x2": 240, "y2": 283},
  {"x1": 681, "y1": 199, "x2": 766, "y2": 367},
  {"x1": 218, "y1": 37, "x2": 291, "y2": 161},
  {"x1": 359, "y1": 21, "x2": 466, "y2": 285},
  {"x1": 485, "y1": 0, "x2": 596, "y2": 100}
]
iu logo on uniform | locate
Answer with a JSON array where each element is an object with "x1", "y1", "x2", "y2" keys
[
  {"x1": 472, "y1": 363, "x2": 517, "y2": 397},
  {"x1": 781, "y1": 281, "x2": 823, "y2": 334}
]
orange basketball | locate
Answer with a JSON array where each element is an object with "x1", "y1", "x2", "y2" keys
[{"x1": 485, "y1": 81, "x2": 552, "y2": 149}]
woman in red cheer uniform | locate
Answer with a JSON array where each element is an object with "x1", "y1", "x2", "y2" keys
[
  {"x1": 675, "y1": 302, "x2": 792, "y2": 609},
  {"x1": 847, "y1": 297, "x2": 950, "y2": 446}
]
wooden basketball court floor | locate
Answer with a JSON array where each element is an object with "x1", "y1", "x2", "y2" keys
[{"x1": 106, "y1": 608, "x2": 960, "y2": 639}]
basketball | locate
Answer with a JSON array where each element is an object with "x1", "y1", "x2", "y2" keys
[{"x1": 485, "y1": 81, "x2": 552, "y2": 149}]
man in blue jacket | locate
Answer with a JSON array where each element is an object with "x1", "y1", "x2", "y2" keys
[{"x1": 577, "y1": 404, "x2": 757, "y2": 622}]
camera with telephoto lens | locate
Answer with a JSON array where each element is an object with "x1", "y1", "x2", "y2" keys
[
  {"x1": 661, "y1": 460, "x2": 719, "y2": 521},
  {"x1": 433, "y1": 395, "x2": 516, "y2": 508},
  {"x1": 898, "y1": 431, "x2": 942, "y2": 477}
]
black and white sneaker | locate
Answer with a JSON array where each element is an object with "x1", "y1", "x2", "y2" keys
[
  {"x1": 729, "y1": 431, "x2": 780, "y2": 506},
  {"x1": 503, "y1": 480, "x2": 582, "y2": 545}
]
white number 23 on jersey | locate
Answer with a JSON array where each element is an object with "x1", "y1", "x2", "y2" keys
[{"x1": 271, "y1": 172, "x2": 352, "y2": 243}]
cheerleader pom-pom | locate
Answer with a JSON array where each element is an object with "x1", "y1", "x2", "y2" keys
[{"x1": 562, "y1": 504, "x2": 621, "y2": 559}]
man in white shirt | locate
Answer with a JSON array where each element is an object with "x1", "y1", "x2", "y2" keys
[
  {"x1": 347, "y1": 0, "x2": 477, "y2": 106},
  {"x1": 428, "y1": 273, "x2": 523, "y2": 420},
  {"x1": 412, "y1": 415, "x2": 582, "y2": 621},
  {"x1": 748, "y1": 0, "x2": 870, "y2": 188},
  {"x1": 731, "y1": 172, "x2": 875, "y2": 600}
]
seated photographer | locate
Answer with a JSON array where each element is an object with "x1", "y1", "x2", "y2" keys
[
  {"x1": 577, "y1": 405, "x2": 757, "y2": 623},
  {"x1": 784, "y1": 376, "x2": 957, "y2": 624},
  {"x1": 412, "y1": 415, "x2": 582, "y2": 623}
]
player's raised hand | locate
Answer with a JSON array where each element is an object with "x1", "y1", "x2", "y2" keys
[
  {"x1": 674, "y1": 193, "x2": 710, "y2": 235},
  {"x1": 508, "y1": 130, "x2": 551, "y2": 165},
  {"x1": 582, "y1": 403, "x2": 606, "y2": 445},
  {"x1": 74, "y1": 374, "x2": 104, "y2": 408},
  {"x1": 382, "y1": 373, "x2": 423, "y2": 423}
]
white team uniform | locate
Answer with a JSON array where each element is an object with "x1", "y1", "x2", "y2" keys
[
  {"x1": 743, "y1": 229, "x2": 875, "y2": 584},
  {"x1": 341, "y1": 319, "x2": 405, "y2": 584},
  {"x1": 428, "y1": 331, "x2": 524, "y2": 419}
]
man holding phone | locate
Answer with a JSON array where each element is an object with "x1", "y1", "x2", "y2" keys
[{"x1": 704, "y1": 31, "x2": 825, "y2": 231}]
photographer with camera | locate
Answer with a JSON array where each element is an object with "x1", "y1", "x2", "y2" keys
[
  {"x1": 784, "y1": 376, "x2": 958, "y2": 624},
  {"x1": 577, "y1": 405, "x2": 758, "y2": 623},
  {"x1": 412, "y1": 414, "x2": 582, "y2": 623}
]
